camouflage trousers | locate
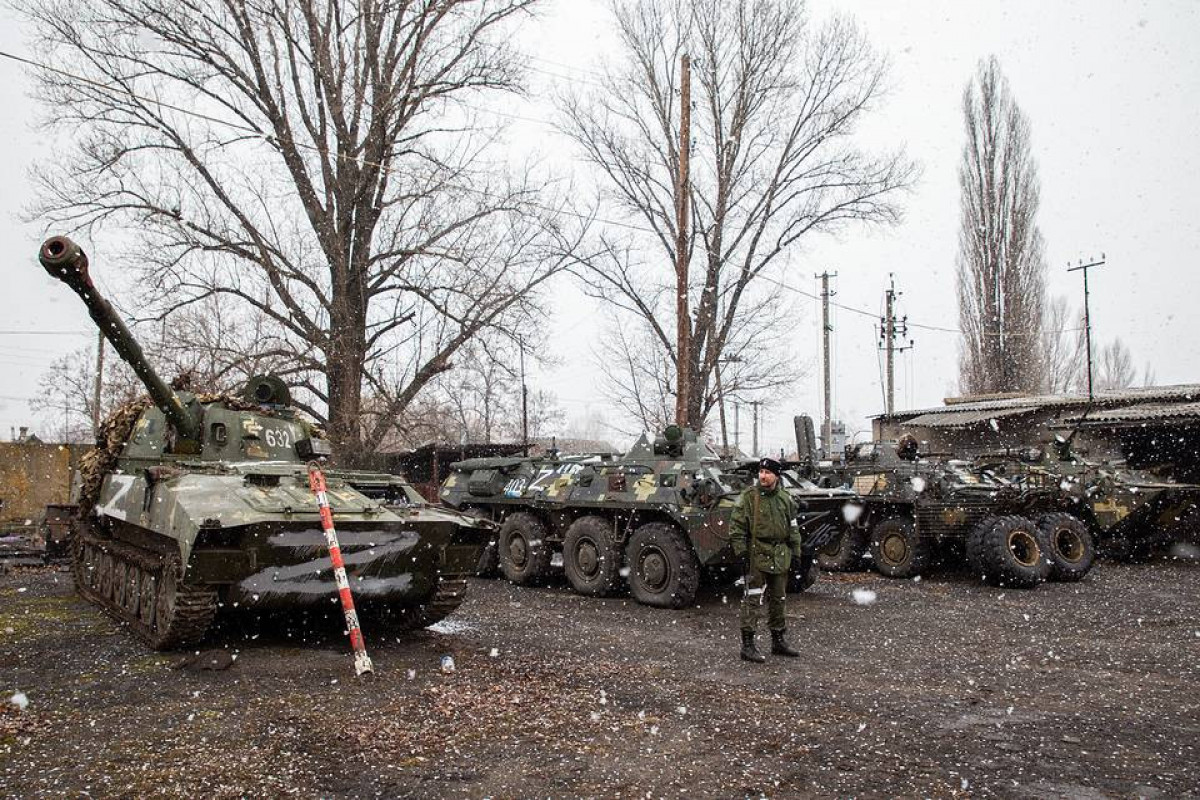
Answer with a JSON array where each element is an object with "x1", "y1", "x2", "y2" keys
[{"x1": 739, "y1": 569, "x2": 789, "y2": 633}]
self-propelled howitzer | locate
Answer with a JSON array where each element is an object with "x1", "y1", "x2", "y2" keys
[{"x1": 41, "y1": 236, "x2": 491, "y2": 649}]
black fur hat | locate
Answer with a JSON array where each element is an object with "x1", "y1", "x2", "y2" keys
[{"x1": 758, "y1": 456, "x2": 783, "y2": 476}]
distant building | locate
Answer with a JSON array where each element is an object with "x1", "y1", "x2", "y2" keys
[{"x1": 0, "y1": 440, "x2": 90, "y2": 531}]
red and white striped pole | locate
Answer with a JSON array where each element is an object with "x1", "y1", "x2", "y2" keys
[{"x1": 307, "y1": 463, "x2": 374, "y2": 676}]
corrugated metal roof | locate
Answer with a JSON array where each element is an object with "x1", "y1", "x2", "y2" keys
[
  {"x1": 1066, "y1": 400, "x2": 1200, "y2": 426},
  {"x1": 878, "y1": 383, "x2": 1200, "y2": 421},
  {"x1": 903, "y1": 406, "x2": 1034, "y2": 429}
]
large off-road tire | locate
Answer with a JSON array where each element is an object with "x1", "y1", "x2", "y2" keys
[
  {"x1": 965, "y1": 515, "x2": 1004, "y2": 573},
  {"x1": 497, "y1": 512, "x2": 553, "y2": 585},
  {"x1": 1036, "y1": 513, "x2": 1095, "y2": 581},
  {"x1": 976, "y1": 515, "x2": 1050, "y2": 589},
  {"x1": 818, "y1": 526, "x2": 869, "y2": 572},
  {"x1": 562, "y1": 515, "x2": 623, "y2": 597},
  {"x1": 625, "y1": 522, "x2": 700, "y2": 609},
  {"x1": 869, "y1": 517, "x2": 929, "y2": 579},
  {"x1": 787, "y1": 552, "x2": 821, "y2": 593}
]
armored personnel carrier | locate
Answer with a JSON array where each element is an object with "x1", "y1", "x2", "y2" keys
[
  {"x1": 39, "y1": 236, "x2": 490, "y2": 649},
  {"x1": 440, "y1": 426, "x2": 845, "y2": 607},
  {"x1": 819, "y1": 437, "x2": 1085, "y2": 588},
  {"x1": 980, "y1": 442, "x2": 1200, "y2": 563}
]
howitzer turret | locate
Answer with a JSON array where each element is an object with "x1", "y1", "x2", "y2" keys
[
  {"x1": 38, "y1": 235, "x2": 491, "y2": 650},
  {"x1": 39, "y1": 236, "x2": 200, "y2": 442}
]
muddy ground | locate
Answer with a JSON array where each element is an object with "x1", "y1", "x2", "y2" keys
[{"x1": 1, "y1": 556, "x2": 1197, "y2": 799}]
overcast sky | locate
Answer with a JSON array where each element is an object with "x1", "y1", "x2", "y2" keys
[{"x1": 2, "y1": 0, "x2": 1197, "y2": 456}]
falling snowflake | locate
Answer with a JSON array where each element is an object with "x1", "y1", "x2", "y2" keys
[
  {"x1": 841, "y1": 503, "x2": 864, "y2": 524},
  {"x1": 910, "y1": 477, "x2": 926, "y2": 493},
  {"x1": 10, "y1": 692, "x2": 28, "y2": 711}
]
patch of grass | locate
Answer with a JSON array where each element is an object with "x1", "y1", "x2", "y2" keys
[{"x1": 0, "y1": 593, "x2": 109, "y2": 638}]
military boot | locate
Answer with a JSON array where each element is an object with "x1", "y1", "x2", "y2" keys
[
  {"x1": 740, "y1": 630, "x2": 766, "y2": 663},
  {"x1": 771, "y1": 629, "x2": 800, "y2": 657}
]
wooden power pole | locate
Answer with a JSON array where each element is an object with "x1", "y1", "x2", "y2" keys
[
  {"x1": 673, "y1": 53, "x2": 692, "y2": 429},
  {"x1": 751, "y1": 400, "x2": 760, "y2": 457},
  {"x1": 92, "y1": 330, "x2": 104, "y2": 436}
]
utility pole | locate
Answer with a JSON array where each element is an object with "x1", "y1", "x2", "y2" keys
[
  {"x1": 518, "y1": 336, "x2": 529, "y2": 455},
  {"x1": 1068, "y1": 255, "x2": 1105, "y2": 401},
  {"x1": 879, "y1": 274, "x2": 912, "y2": 417},
  {"x1": 715, "y1": 360, "x2": 729, "y2": 457},
  {"x1": 92, "y1": 330, "x2": 104, "y2": 436},
  {"x1": 673, "y1": 53, "x2": 692, "y2": 429},
  {"x1": 816, "y1": 271, "x2": 837, "y2": 457},
  {"x1": 751, "y1": 400, "x2": 761, "y2": 457},
  {"x1": 733, "y1": 402, "x2": 740, "y2": 454}
]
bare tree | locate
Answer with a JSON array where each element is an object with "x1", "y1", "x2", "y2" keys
[
  {"x1": 956, "y1": 56, "x2": 1047, "y2": 395},
  {"x1": 1141, "y1": 361, "x2": 1157, "y2": 388},
  {"x1": 560, "y1": 0, "x2": 912, "y2": 429},
  {"x1": 369, "y1": 333, "x2": 564, "y2": 448},
  {"x1": 18, "y1": 0, "x2": 582, "y2": 464},
  {"x1": 1094, "y1": 338, "x2": 1136, "y2": 391},
  {"x1": 34, "y1": 343, "x2": 141, "y2": 443},
  {"x1": 1041, "y1": 295, "x2": 1085, "y2": 394}
]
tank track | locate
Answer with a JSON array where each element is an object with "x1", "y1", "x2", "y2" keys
[
  {"x1": 369, "y1": 576, "x2": 470, "y2": 632},
  {"x1": 71, "y1": 523, "x2": 218, "y2": 650}
]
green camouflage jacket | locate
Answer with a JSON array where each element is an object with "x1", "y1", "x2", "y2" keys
[{"x1": 730, "y1": 483, "x2": 802, "y2": 574}]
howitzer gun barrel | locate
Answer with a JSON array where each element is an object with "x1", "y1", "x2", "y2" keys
[{"x1": 38, "y1": 236, "x2": 201, "y2": 441}]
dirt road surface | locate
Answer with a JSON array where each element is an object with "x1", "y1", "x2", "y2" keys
[{"x1": 1, "y1": 558, "x2": 1197, "y2": 798}]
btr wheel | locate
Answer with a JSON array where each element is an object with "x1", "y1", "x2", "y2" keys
[
  {"x1": 562, "y1": 515, "x2": 623, "y2": 596},
  {"x1": 966, "y1": 515, "x2": 1004, "y2": 573},
  {"x1": 497, "y1": 512, "x2": 553, "y2": 585},
  {"x1": 625, "y1": 522, "x2": 700, "y2": 609},
  {"x1": 869, "y1": 517, "x2": 928, "y2": 578},
  {"x1": 977, "y1": 515, "x2": 1050, "y2": 589},
  {"x1": 818, "y1": 526, "x2": 869, "y2": 572},
  {"x1": 1036, "y1": 513, "x2": 1095, "y2": 581}
]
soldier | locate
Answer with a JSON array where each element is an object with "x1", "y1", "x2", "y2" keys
[{"x1": 730, "y1": 456, "x2": 802, "y2": 663}]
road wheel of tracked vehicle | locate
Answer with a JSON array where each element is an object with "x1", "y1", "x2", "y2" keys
[
  {"x1": 977, "y1": 515, "x2": 1050, "y2": 589},
  {"x1": 787, "y1": 551, "x2": 821, "y2": 593},
  {"x1": 818, "y1": 526, "x2": 869, "y2": 572},
  {"x1": 1036, "y1": 513, "x2": 1095, "y2": 581},
  {"x1": 869, "y1": 517, "x2": 929, "y2": 579},
  {"x1": 366, "y1": 578, "x2": 471, "y2": 633},
  {"x1": 625, "y1": 522, "x2": 700, "y2": 609},
  {"x1": 562, "y1": 516, "x2": 623, "y2": 597},
  {"x1": 965, "y1": 515, "x2": 1004, "y2": 574},
  {"x1": 147, "y1": 565, "x2": 219, "y2": 651},
  {"x1": 498, "y1": 512, "x2": 553, "y2": 585}
]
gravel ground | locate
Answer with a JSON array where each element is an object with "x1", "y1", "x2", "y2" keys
[{"x1": 1, "y1": 557, "x2": 1198, "y2": 799}]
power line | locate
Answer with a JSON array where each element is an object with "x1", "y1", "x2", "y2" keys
[{"x1": 0, "y1": 330, "x2": 89, "y2": 336}]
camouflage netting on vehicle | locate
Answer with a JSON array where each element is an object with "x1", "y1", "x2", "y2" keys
[
  {"x1": 78, "y1": 396, "x2": 154, "y2": 514},
  {"x1": 77, "y1": 391, "x2": 326, "y2": 515}
]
